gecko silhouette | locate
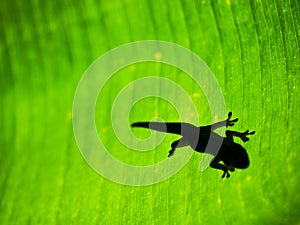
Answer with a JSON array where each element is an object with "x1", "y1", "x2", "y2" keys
[{"x1": 131, "y1": 112, "x2": 255, "y2": 178}]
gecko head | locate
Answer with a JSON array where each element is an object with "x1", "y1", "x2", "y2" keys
[{"x1": 222, "y1": 143, "x2": 250, "y2": 169}]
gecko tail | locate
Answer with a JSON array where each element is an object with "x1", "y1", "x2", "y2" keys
[{"x1": 131, "y1": 122, "x2": 194, "y2": 135}]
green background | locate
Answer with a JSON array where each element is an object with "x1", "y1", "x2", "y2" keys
[{"x1": 1, "y1": 0, "x2": 299, "y2": 224}]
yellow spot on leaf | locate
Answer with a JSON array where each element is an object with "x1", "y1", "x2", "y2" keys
[
  {"x1": 57, "y1": 178, "x2": 64, "y2": 186},
  {"x1": 214, "y1": 114, "x2": 219, "y2": 122},
  {"x1": 129, "y1": 64, "x2": 135, "y2": 71},
  {"x1": 66, "y1": 111, "x2": 72, "y2": 120},
  {"x1": 119, "y1": 58, "x2": 125, "y2": 64},
  {"x1": 102, "y1": 126, "x2": 110, "y2": 133},
  {"x1": 246, "y1": 176, "x2": 251, "y2": 181},
  {"x1": 155, "y1": 52, "x2": 162, "y2": 60}
]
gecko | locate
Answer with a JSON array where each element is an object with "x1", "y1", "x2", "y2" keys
[{"x1": 131, "y1": 112, "x2": 255, "y2": 178}]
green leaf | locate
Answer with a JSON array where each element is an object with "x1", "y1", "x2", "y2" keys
[{"x1": 0, "y1": 0, "x2": 299, "y2": 224}]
